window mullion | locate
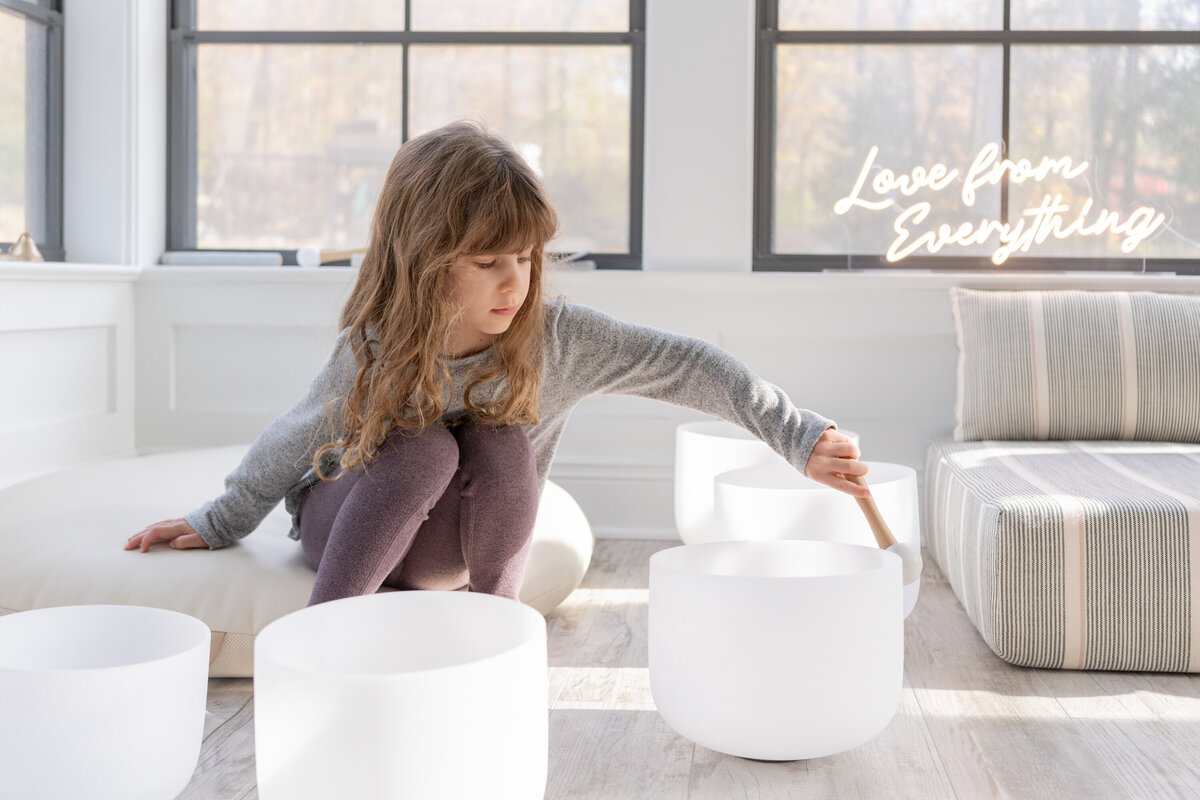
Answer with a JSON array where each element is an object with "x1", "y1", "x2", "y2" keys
[
  {"x1": 44, "y1": 1, "x2": 63, "y2": 257},
  {"x1": 167, "y1": 0, "x2": 197, "y2": 250},
  {"x1": 754, "y1": 0, "x2": 777, "y2": 261},
  {"x1": 627, "y1": 0, "x2": 646, "y2": 264},
  {"x1": 1001, "y1": 0, "x2": 1011, "y2": 229},
  {"x1": 402, "y1": 0, "x2": 411, "y2": 143}
]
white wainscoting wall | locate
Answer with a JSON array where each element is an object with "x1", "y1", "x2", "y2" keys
[
  {"x1": 131, "y1": 266, "x2": 1200, "y2": 540},
  {"x1": 0, "y1": 264, "x2": 138, "y2": 487}
]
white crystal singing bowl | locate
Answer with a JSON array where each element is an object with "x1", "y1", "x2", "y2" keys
[
  {"x1": 674, "y1": 420, "x2": 860, "y2": 545},
  {"x1": 649, "y1": 540, "x2": 903, "y2": 761},
  {"x1": 254, "y1": 591, "x2": 549, "y2": 800},
  {"x1": 0, "y1": 604, "x2": 211, "y2": 800},
  {"x1": 712, "y1": 461, "x2": 921, "y2": 617}
]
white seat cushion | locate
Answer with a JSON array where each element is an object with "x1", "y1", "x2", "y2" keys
[{"x1": 0, "y1": 446, "x2": 593, "y2": 677}]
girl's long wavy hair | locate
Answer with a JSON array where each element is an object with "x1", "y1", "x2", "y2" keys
[{"x1": 313, "y1": 120, "x2": 559, "y2": 479}]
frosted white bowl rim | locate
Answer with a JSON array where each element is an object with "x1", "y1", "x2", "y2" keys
[
  {"x1": 715, "y1": 460, "x2": 915, "y2": 491},
  {"x1": 650, "y1": 539, "x2": 898, "y2": 581},
  {"x1": 0, "y1": 604, "x2": 210, "y2": 674},
  {"x1": 254, "y1": 590, "x2": 547, "y2": 679}
]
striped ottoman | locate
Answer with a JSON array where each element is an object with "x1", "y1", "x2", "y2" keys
[{"x1": 923, "y1": 438, "x2": 1200, "y2": 673}]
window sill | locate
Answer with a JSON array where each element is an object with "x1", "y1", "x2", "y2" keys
[
  {"x1": 8, "y1": 262, "x2": 1200, "y2": 294},
  {"x1": 0, "y1": 262, "x2": 142, "y2": 281},
  {"x1": 137, "y1": 265, "x2": 357, "y2": 284},
  {"x1": 559, "y1": 268, "x2": 1200, "y2": 293}
]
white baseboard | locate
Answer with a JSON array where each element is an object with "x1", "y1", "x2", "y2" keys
[
  {"x1": 591, "y1": 526, "x2": 680, "y2": 541},
  {"x1": 550, "y1": 459, "x2": 679, "y2": 542}
]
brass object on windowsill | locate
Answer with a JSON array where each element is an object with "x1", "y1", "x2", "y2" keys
[{"x1": 0, "y1": 232, "x2": 45, "y2": 262}]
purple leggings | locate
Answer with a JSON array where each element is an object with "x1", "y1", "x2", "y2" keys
[{"x1": 297, "y1": 420, "x2": 539, "y2": 607}]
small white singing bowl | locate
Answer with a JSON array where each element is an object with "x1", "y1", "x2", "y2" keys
[
  {"x1": 712, "y1": 461, "x2": 921, "y2": 617},
  {"x1": 649, "y1": 540, "x2": 903, "y2": 761},
  {"x1": 674, "y1": 420, "x2": 861, "y2": 546},
  {"x1": 0, "y1": 604, "x2": 211, "y2": 800},
  {"x1": 253, "y1": 591, "x2": 548, "y2": 800}
]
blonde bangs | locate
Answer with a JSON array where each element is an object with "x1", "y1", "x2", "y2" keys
[{"x1": 455, "y1": 164, "x2": 559, "y2": 259}]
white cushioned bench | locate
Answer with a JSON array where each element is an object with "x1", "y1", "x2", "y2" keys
[{"x1": 0, "y1": 446, "x2": 594, "y2": 678}]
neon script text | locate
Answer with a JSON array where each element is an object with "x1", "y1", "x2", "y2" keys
[{"x1": 833, "y1": 144, "x2": 1165, "y2": 264}]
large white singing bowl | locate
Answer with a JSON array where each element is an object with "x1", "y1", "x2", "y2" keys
[
  {"x1": 0, "y1": 604, "x2": 210, "y2": 800},
  {"x1": 254, "y1": 591, "x2": 548, "y2": 800},
  {"x1": 649, "y1": 540, "x2": 902, "y2": 761},
  {"x1": 675, "y1": 421, "x2": 861, "y2": 545},
  {"x1": 713, "y1": 461, "x2": 921, "y2": 617}
]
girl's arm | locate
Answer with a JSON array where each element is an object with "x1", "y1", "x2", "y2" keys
[
  {"x1": 182, "y1": 327, "x2": 358, "y2": 549},
  {"x1": 549, "y1": 301, "x2": 845, "y2": 485}
]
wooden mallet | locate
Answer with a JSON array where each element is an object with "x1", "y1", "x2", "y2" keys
[{"x1": 845, "y1": 472, "x2": 923, "y2": 586}]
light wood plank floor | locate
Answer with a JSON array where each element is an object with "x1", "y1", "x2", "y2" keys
[{"x1": 182, "y1": 540, "x2": 1200, "y2": 800}]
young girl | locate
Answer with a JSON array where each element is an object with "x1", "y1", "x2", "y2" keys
[{"x1": 125, "y1": 120, "x2": 868, "y2": 607}]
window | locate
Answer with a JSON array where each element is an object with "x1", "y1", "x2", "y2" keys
[
  {"x1": 168, "y1": 0, "x2": 644, "y2": 268},
  {"x1": 0, "y1": 0, "x2": 63, "y2": 261},
  {"x1": 755, "y1": 0, "x2": 1200, "y2": 273}
]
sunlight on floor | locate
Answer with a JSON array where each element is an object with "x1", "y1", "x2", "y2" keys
[
  {"x1": 558, "y1": 588, "x2": 649, "y2": 607},
  {"x1": 546, "y1": 672, "x2": 1200, "y2": 721},
  {"x1": 910, "y1": 685, "x2": 1200, "y2": 722},
  {"x1": 550, "y1": 667, "x2": 655, "y2": 711}
]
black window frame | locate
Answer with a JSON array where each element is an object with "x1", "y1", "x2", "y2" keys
[
  {"x1": 167, "y1": 0, "x2": 645, "y2": 269},
  {"x1": 0, "y1": 0, "x2": 64, "y2": 262},
  {"x1": 753, "y1": 0, "x2": 1200, "y2": 274}
]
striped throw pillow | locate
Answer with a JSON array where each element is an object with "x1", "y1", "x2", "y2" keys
[{"x1": 950, "y1": 287, "x2": 1200, "y2": 441}]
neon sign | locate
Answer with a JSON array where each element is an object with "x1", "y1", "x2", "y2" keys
[{"x1": 833, "y1": 143, "x2": 1166, "y2": 264}]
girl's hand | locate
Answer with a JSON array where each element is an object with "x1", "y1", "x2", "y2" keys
[
  {"x1": 804, "y1": 428, "x2": 871, "y2": 498},
  {"x1": 125, "y1": 518, "x2": 208, "y2": 552}
]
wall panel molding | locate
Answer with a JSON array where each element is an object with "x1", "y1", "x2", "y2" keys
[{"x1": 0, "y1": 276, "x2": 136, "y2": 487}]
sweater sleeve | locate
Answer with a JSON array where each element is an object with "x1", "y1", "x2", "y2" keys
[
  {"x1": 183, "y1": 327, "x2": 358, "y2": 549},
  {"x1": 548, "y1": 301, "x2": 836, "y2": 475}
]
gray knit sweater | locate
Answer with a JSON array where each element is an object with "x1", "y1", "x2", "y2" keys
[{"x1": 184, "y1": 295, "x2": 835, "y2": 549}]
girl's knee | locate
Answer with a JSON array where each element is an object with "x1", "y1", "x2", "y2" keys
[
  {"x1": 456, "y1": 419, "x2": 532, "y2": 453},
  {"x1": 375, "y1": 423, "x2": 458, "y2": 465},
  {"x1": 455, "y1": 421, "x2": 536, "y2": 480},
  {"x1": 358, "y1": 423, "x2": 460, "y2": 488}
]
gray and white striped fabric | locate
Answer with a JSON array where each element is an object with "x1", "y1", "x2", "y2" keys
[
  {"x1": 924, "y1": 437, "x2": 1200, "y2": 672},
  {"x1": 950, "y1": 288, "x2": 1200, "y2": 442}
]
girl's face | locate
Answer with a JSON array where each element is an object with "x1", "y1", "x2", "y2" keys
[{"x1": 446, "y1": 246, "x2": 533, "y2": 358}]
